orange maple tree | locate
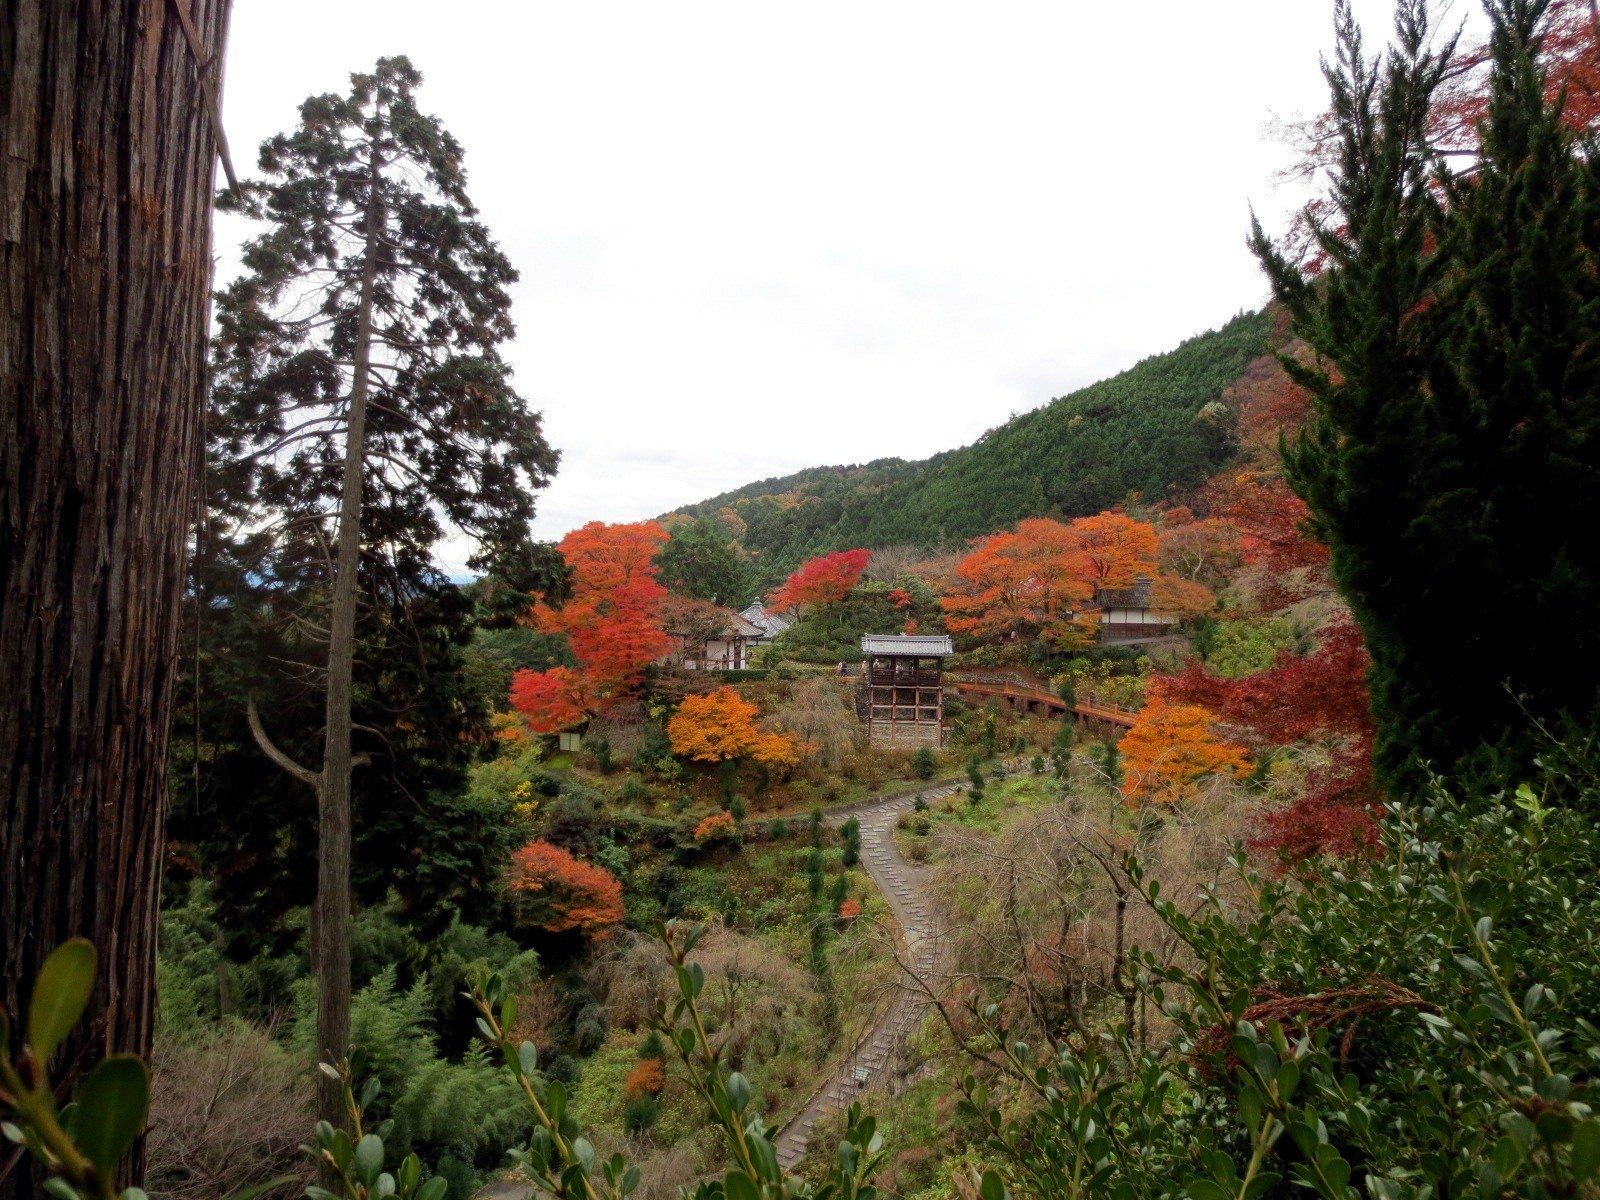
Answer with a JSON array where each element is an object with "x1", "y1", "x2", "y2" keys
[
  {"x1": 1148, "y1": 572, "x2": 1217, "y2": 621},
  {"x1": 1120, "y1": 697, "x2": 1251, "y2": 806},
  {"x1": 511, "y1": 521, "x2": 673, "y2": 730},
  {"x1": 506, "y1": 839, "x2": 625, "y2": 937},
  {"x1": 668, "y1": 686, "x2": 800, "y2": 767},
  {"x1": 943, "y1": 511, "x2": 1202, "y2": 645},
  {"x1": 770, "y1": 548, "x2": 870, "y2": 610},
  {"x1": 694, "y1": 810, "x2": 737, "y2": 842},
  {"x1": 941, "y1": 517, "x2": 1094, "y2": 646},
  {"x1": 1068, "y1": 511, "x2": 1159, "y2": 591}
]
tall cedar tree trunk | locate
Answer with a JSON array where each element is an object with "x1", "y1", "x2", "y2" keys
[
  {"x1": 313, "y1": 135, "x2": 382, "y2": 1127},
  {"x1": 0, "y1": 1, "x2": 231, "y2": 1195}
]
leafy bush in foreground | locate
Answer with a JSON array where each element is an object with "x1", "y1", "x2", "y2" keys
[{"x1": 960, "y1": 760, "x2": 1600, "y2": 1200}]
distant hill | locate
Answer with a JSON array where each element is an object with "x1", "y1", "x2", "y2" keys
[{"x1": 673, "y1": 309, "x2": 1277, "y2": 578}]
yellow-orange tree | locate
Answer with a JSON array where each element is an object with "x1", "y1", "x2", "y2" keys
[
  {"x1": 669, "y1": 686, "x2": 800, "y2": 767},
  {"x1": 1120, "y1": 697, "x2": 1250, "y2": 806}
]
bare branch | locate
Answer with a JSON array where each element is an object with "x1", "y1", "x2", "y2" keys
[{"x1": 246, "y1": 696, "x2": 321, "y2": 789}]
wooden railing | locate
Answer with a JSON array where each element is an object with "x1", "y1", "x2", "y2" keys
[{"x1": 947, "y1": 672, "x2": 1137, "y2": 729}]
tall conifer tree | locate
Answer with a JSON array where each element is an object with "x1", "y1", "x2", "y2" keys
[
  {"x1": 1253, "y1": 0, "x2": 1600, "y2": 786},
  {"x1": 207, "y1": 57, "x2": 557, "y2": 1126}
]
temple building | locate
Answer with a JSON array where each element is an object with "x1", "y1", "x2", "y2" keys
[
  {"x1": 1094, "y1": 576, "x2": 1178, "y2": 643},
  {"x1": 859, "y1": 633, "x2": 953, "y2": 747}
]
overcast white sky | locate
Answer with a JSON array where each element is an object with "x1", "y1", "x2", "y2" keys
[{"x1": 219, "y1": 0, "x2": 1450, "y2": 568}]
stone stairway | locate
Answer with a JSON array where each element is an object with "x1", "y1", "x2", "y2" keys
[{"x1": 771, "y1": 778, "x2": 969, "y2": 1170}]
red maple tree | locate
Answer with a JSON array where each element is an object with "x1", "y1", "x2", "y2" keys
[
  {"x1": 511, "y1": 521, "x2": 673, "y2": 730},
  {"x1": 508, "y1": 666, "x2": 589, "y2": 735},
  {"x1": 1202, "y1": 470, "x2": 1331, "y2": 610},
  {"x1": 1159, "y1": 616, "x2": 1378, "y2": 858},
  {"x1": 770, "y1": 548, "x2": 870, "y2": 611}
]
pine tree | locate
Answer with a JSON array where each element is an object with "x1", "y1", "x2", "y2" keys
[
  {"x1": 206, "y1": 58, "x2": 557, "y2": 1127},
  {"x1": 1253, "y1": 0, "x2": 1600, "y2": 786}
]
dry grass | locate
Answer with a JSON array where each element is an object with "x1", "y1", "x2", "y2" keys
[
  {"x1": 926, "y1": 775, "x2": 1260, "y2": 1046},
  {"x1": 591, "y1": 925, "x2": 814, "y2": 1064}
]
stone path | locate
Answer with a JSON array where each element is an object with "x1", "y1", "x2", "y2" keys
[{"x1": 770, "y1": 776, "x2": 973, "y2": 1170}]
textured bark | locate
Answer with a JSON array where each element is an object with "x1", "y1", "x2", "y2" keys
[{"x1": 0, "y1": 1, "x2": 231, "y2": 1194}]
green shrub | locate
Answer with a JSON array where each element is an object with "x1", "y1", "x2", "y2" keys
[
  {"x1": 1205, "y1": 617, "x2": 1298, "y2": 678},
  {"x1": 623, "y1": 1095, "x2": 659, "y2": 1134},
  {"x1": 913, "y1": 747, "x2": 937, "y2": 780},
  {"x1": 961, "y1": 761, "x2": 1600, "y2": 1200}
]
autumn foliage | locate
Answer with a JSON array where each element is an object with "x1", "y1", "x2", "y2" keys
[
  {"x1": 668, "y1": 687, "x2": 800, "y2": 767},
  {"x1": 511, "y1": 521, "x2": 672, "y2": 730},
  {"x1": 1120, "y1": 697, "x2": 1251, "y2": 806},
  {"x1": 1070, "y1": 511, "x2": 1158, "y2": 590},
  {"x1": 508, "y1": 666, "x2": 588, "y2": 735},
  {"x1": 624, "y1": 1058, "x2": 666, "y2": 1100},
  {"x1": 941, "y1": 511, "x2": 1210, "y2": 645},
  {"x1": 1202, "y1": 470, "x2": 1330, "y2": 609},
  {"x1": 1159, "y1": 617, "x2": 1378, "y2": 857},
  {"x1": 941, "y1": 517, "x2": 1095, "y2": 646},
  {"x1": 770, "y1": 548, "x2": 870, "y2": 610},
  {"x1": 506, "y1": 839, "x2": 625, "y2": 937},
  {"x1": 694, "y1": 810, "x2": 737, "y2": 842}
]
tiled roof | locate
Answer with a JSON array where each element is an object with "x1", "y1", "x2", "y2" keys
[
  {"x1": 1094, "y1": 576, "x2": 1154, "y2": 609},
  {"x1": 860, "y1": 633, "x2": 954, "y2": 656},
  {"x1": 740, "y1": 602, "x2": 794, "y2": 638}
]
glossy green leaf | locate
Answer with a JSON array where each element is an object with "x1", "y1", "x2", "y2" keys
[{"x1": 72, "y1": 1054, "x2": 150, "y2": 1180}]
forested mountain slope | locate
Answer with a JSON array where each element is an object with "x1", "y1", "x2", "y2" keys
[{"x1": 673, "y1": 309, "x2": 1275, "y2": 573}]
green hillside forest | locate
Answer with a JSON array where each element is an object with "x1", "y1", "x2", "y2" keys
[{"x1": 675, "y1": 309, "x2": 1274, "y2": 572}]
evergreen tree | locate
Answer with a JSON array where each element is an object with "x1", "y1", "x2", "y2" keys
[
  {"x1": 1099, "y1": 739, "x2": 1123, "y2": 791},
  {"x1": 658, "y1": 517, "x2": 751, "y2": 604},
  {"x1": 1, "y1": 7, "x2": 230, "y2": 1194},
  {"x1": 840, "y1": 816, "x2": 862, "y2": 867},
  {"x1": 204, "y1": 57, "x2": 557, "y2": 1127},
  {"x1": 1253, "y1": 0, "x2": 1600, "y2": 787}
]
